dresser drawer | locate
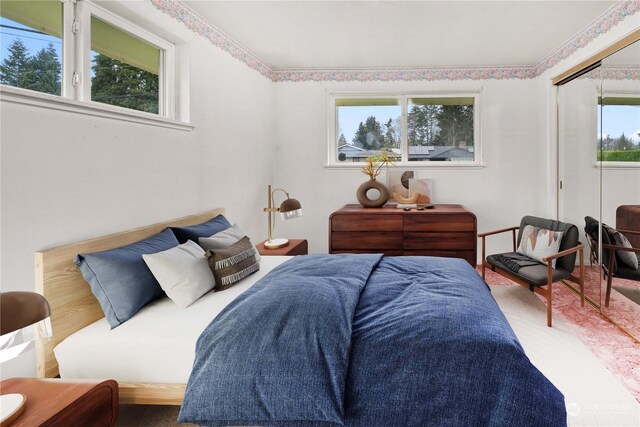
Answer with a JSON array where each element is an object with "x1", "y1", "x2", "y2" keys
[
  {"x1": 331, "y1": 232, "x2": 402, "y2": 251},
  {"x1": 404, "y1": 214, "x2": 475, "y2": 232},
  {"x1": 403, "y1": 250, "x2": 476, "y2": 265},
  {"x1": 332, "y1": 250, "x2": 404, "y2": 256},
  {"x1": 404, "y1": 232, "x2": 475, "y2": 250},
  {"x1": 331, "y1": 214, "x2": 402, "y2": 231}
]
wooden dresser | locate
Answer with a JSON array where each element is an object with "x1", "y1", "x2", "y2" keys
[{"x1": 329, "y1": 204, "x2": 477, "y2": 265}]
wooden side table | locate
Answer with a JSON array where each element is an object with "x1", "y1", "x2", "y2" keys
[
  {"x1": 0, "y1": 378, "x2": 118, "y2": 426},
  {"x1": 257, "y1": 239, "x2": 308, "y2": 256}
]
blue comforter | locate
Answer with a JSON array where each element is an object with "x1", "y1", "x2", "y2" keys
[{"x1": 179, "y1": 255, "x2": 566, "y2": 426}]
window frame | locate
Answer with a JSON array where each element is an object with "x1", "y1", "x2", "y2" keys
[
  {"x1": 595, "y1": 92, "x2": 640, "y2": 169},
  {"x1": 0, "y1": 0, "x2": 189, "y2": 128},
  {"x1": 327, "y1": 92, "x2": 482, "y2": 168}
]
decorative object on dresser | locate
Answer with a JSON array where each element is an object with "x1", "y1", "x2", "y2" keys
[
  {"x1": 263, "y1": 185, "x2": 303, "y2": 249},
  {"x1": 356, "y1": 152, "x2": 393, "y2": 208},
  {"x1": 0, "y1": 378, "x2": 118, "y2": 427},
  {"x1": 0, "y1": 292, "x2": 53, "y2": 426},
  {"x1": 256, "y1": 239, "x2": 308, "y2": 256},
  {"x1": 409, "y1": 178, "x2": 432, "y2": 204},
  {"x1": 387, "y1": 169, "x2": 416, "y2": 203},
  {"x1": 329, "y1": 204, "x2": 477, "y2": 265}
]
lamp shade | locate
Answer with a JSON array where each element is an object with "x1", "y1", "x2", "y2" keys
[
  {"x1": 1, "y1": 292, "x2": 50, "y2": 336},
  {"x1": 280, "y1": 198, "x2": 302, "y2": 220}
]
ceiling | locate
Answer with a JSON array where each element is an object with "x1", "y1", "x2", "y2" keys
[{"x1": 183, "y1": 1, "x2": 616, "y2": 70}]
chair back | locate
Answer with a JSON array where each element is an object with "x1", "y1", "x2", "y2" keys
[
  {"x1": 584, "y1": 216, "x2": 616, "y2": 272},
  {"x1": 517, "y1": 216, "x2": 579, "y2": 272}
]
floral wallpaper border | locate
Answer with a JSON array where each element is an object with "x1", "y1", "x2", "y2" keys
[
  {"x1": 582, "y1": 66, "x2": 640, "y2": 80},
  {"x1": 149, "y1": 0, "x2": 640, "y2": 82}
]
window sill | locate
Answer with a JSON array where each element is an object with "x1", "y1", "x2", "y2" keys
[
  {"x1": 592, "y1": 161, "x2": 640, "y2": 170},
  {"x1": 325, "y1": 162, "x2": 487, "y2": 170},
  {"x1": 0, "y1": 85, "x2": 194, "y2": 132}
]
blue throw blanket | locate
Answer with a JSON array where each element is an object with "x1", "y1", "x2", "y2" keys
[{"x1": 179, "y1": 255, "x2": 566, "y2": 427}]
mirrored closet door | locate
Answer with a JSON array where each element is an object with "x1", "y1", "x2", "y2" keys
[
  {"x1": 558, "y1": 68, "x2": 602, "y2": 308},
  {"x1": 558, "y1": 37, "x2": 639, "y2": 341},
  {"x1": 599, "y1": 41, "x2": 640, "y2": 339}
]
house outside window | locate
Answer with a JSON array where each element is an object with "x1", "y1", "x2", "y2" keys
[
  {"x1": 1, "y1": 0, "x2": 179, "y2": 121},
  {"x1": 329, "y1": 93, "x2": 480, "y2": 166}
]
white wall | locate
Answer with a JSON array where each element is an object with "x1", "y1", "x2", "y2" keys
[
  {"x1": 273, "y1": 79, "x2": 549, "y2": 257},
  {"x1": 0, "y1": 4, "x2": 274, "y2": 378}
]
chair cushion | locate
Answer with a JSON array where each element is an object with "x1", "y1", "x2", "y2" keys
[
  {"x1": 615, "y1": 258, "x2": 640, "y2": 281},
  {"x1": 516, "y1": 225, "x2": 563, "y2": 268},
  {"x1": 487, "y1": 253, "x2": 572, "y2": 287},
  {"x1": 518, "y1": 216, "x2": 578, "y2": 272}
]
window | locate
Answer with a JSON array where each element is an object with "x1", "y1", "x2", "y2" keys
[
  {"x1": 329, "y1": 93, "x2": 479, "y2": 166},
  {"x1": 90, "y1": 16, "x2": 160, "y2": 114},
  {"x1": 598, "y1": 96, "x2": 640, "y2": 163},
  {"x1": 0, "y1": 1, "x2": 63, "y2": 96},
  {"x1": 1, "y1": 0, "x2": 180, "y2": 121}
]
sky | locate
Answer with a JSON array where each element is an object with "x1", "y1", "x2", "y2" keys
[
  {"x1": 599, "y1": 105, "x2": 640, "y2": 144},
  {"x1": 2, "y1": 17, "x2": 639, "y2": 146},
  {"x1": 337, "y1": 105, "x2": 400, "y2": 144},
  {"x1": 1, "y1": 17, "x2": 62, "y2": 62}
]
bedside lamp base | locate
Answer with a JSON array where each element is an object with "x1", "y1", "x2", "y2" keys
[
  {"x1": 1, "y1": 393, "x2": 26, "y2": 426},
  {"x1": 264, "y1": 238, "x2": 289, "y2": 249}
]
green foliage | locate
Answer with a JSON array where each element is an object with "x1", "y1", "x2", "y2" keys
[
  {"x1": 0, "y1": 40, "x2": 61, "y2": 95},
  {"x1": 599, "y1": 133, "x2": 637, "y2": 151},
  {"x1": 352, "y1": 116, "x2": 383, "y2": 149},
  {"x1": 598, "y1": 150, "x2": 640, "y2": 162},
  {"x1": 382, "y1": 118, "x2": 400, "y2": 149},
  {"x1": 27, "y1": 43, "x2": 61, "y2": 95},
  {"x1": 91, "y1": 54, "x2": 159, "y2": 113},
  {"x1": 432, "y1": 105, "x2": 474, "y2": 146},
  {"x1": 352, "y1": 116, "x2": 400, "y2": 150},
  {"x1": 408, "y1": 105, "x2": 439, "y2": 146},
  {"x1": 338, "y1": 133, "x2": 347, "y2": 146}
]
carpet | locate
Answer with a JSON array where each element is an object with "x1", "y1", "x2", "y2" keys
[{"x1": 480, "y1": 267, "x2": 640, "y2": 403}]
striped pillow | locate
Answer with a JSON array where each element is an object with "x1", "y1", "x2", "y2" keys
[{"x1": 206, "y1": 236, "x2": 260, "y2": 291}]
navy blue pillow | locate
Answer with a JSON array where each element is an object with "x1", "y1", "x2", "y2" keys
[
  {"x1": 170, "y1": 215, "x2": 231, "y2": 244},
  {"x1": 75, "y1": 228, "x2": 179, "y2": 329}
]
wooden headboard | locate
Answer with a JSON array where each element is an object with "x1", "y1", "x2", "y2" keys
[{"x1": 34, "y1": 209, "x2": 225, "y2": 385}]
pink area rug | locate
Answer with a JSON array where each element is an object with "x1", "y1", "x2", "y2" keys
[{"x1": 478, "y1": 266, "x2": 640, "y2": 402}]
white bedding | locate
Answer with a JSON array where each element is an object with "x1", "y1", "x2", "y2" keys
[{"x1": 54, "y1": 256, "x2": 291, "y2": 384}]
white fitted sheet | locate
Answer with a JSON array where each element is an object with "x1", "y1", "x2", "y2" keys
[{"x1": 54, "y1": 256, "x2": 291, "y2": 384}]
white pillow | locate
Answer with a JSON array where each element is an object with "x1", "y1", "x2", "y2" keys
[
  {"x1": 199, "y1": 224, "x2": 261, "y2": 261},
  {"x1": 142, "y1": 240, "x2": 215, "y2": 308},
  {"x1": 516, "y1": 225, "x2": 564, "y2": 268}
]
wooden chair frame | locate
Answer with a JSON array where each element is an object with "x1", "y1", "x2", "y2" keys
[
  {"x1": 600, "y1": 229, "x2": 640, "y2": 307},
  {"x1": 479, "y1": 226, "x2": 585, "y2": 327}
]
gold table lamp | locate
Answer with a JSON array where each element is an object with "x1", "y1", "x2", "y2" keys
[{"x1": 263, "y1": 185, "x2": 302, "y2": 249}]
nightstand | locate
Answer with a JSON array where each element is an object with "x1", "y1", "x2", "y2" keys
[
  {"x1": 256, "y1": 239, "x2": 308, "y2": 256},
  {"x1": 0, "y1": 378, "x2": 118, "y2": 426}
]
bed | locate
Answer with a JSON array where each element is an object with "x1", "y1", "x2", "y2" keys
[{"x1": 36, "y1": 209, "x2": 566, "y2": 425}]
